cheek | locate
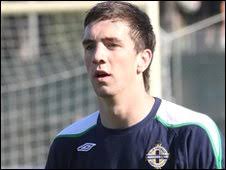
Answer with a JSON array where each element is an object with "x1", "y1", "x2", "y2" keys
[
  {"x1": 115, "y1": 58, "x2": 136, "y2": 77},
  {"x1": 84, "y1": 56, "x2": 92, "y2": 71}
]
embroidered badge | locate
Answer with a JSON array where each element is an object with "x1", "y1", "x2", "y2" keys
[{"x1": 146, "y1": 144, "x2": 169, "y2": 169}]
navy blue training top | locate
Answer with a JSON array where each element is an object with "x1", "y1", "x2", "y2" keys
[{"x1": 45, "y1": 97, "x2": 225, "y2": 169}]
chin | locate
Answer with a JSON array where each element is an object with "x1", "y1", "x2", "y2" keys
[
  {"x1": 95, "y1": 89, "x2": 115, "y2": 98},
  {"x1": 93, "y1": 86, "x2": 117, "y2": 98}
]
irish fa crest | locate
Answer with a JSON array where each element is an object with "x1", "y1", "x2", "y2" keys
[{"x1": 146, "y1": 144, "x2": 169, "y2": 169}]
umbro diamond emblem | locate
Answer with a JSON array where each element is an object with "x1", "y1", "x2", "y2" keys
[{"x1": 77, "y1": 143, "x2": 96, "y2": 152}]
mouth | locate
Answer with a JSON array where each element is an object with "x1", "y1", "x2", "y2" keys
[{"x1": 94, "y1": 70, "x2": 111, "y2": 80}]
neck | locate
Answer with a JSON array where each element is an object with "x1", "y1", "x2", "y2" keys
[{"x1": 98, "y1": 87, "x2": 155, "y2": 129}]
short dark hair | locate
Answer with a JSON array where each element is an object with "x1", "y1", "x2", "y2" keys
[{"x1": 84, "y1": 1, "x2": 156, "y2": 92}]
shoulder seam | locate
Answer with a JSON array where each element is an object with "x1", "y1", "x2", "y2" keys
[{"x1": 56, "y1": 111, "x2": 99, "y2": 138}]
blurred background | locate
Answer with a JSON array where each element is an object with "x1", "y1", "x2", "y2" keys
[{"x1": 1, "y1": 1, "x2": 225, "y2": 168}]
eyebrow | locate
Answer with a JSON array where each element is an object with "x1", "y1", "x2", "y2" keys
[
  {"x1": 82, "y1": 39, "x2": 95, "y2": 46},
  {"x1": 102, "y1": 37, "x2": 122, "y2": 43},
  {"x1": 82, "y1": 37, "x2": 122, "y2": 46}
]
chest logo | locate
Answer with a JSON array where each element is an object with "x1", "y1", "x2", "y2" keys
[
  {"x1": 146, "y1": 144, "x2": 169, "y2": 169},
  {"x1": 77, "y1": 143, "x2": 96, "y2": 152}
]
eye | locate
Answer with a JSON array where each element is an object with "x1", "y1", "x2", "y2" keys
[
  {"x1": 106, "y1": 43, "x2": 119, "y2": 49},
  {"x1": 85, "y1": 44, "x2": 95, "y2": 50}
]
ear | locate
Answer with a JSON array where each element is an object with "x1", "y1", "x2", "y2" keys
[{"x1": 136, "y1": 49, "x2": 153, "y2": 74}]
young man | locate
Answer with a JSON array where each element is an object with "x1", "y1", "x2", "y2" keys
[{"x1": 45, "y1": 1, "x2": 224, "y2": 169}]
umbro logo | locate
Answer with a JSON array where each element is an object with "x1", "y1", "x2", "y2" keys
[{"x1": 77, "y1": 143, "x2": 96, "y2": 152}]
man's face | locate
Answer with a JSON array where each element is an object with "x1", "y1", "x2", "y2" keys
[{"x1": 82, "y1": 19, "x2": 139, "y2": 97}]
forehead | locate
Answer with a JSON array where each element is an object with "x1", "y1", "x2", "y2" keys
[{"x1": 83, "y1": 20, "x2": 131, "y2": 41}]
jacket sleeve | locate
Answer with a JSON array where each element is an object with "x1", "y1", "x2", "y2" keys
[
  {"x1": 45, "y1": 139, "x2": 58, "y2": 169},
  {"x1": 45, "y1": 138, "x2": 65, "y2": 169},
  {"x1": 185, "y1": 125, "x2": 225, "y2": 169}
]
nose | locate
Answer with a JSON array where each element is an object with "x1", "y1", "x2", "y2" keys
[{"x1": 92, "y1": 44, "x2": 106, "y2": 65}]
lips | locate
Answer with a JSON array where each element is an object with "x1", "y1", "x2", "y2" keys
[{"x1": 94, "y1": 70, "x2": 111, "y2": 80}]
